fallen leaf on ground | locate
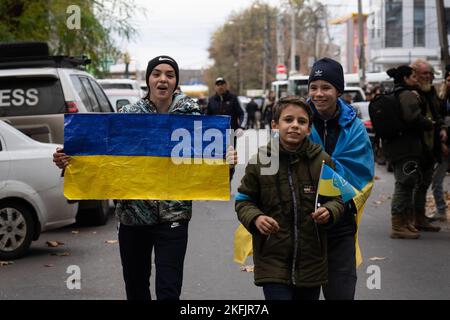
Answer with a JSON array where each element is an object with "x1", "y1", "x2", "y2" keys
[
  {"x1": 50, "y1": 252, "x2": 71, "y2": 257},
  {"x1": 373, "y1": 201, "x2": 382, "y2": 205},
  {"x1": 71, "y1": 231, "x2": 80, "y2": 235},
  {"x1": 240, "y1": 265, "x2": 254, "y2": 272},
  {"x1": 374, "y1": 176, "x2": 380, "y2": 180},
  {"x1": 0, "y1": 261, "x2": 14, "y2": 267},
  {"x1": 105, "y1": 240, "x2": 118, "y2": 244},
  {"x1": 369, "y1": 257, "x2": 386, "y2": 261},
  {"x1": 46, "y1": 241, "x2": 64, "y2": 247}
]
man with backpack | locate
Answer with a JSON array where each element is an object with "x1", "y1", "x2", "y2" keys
[{"x1": 370, "y1": 64, "x2": 443, "y2": 239}]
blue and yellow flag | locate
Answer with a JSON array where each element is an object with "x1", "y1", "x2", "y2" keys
[
  {"x1": 318, "y1": 163, "x2": 356, "y2": 202},
  {"x1": 63, "y1": 113, "x2": 230, "y2": 200}
]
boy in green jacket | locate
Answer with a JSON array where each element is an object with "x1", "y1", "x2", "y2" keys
[{"x1": 235, "y1": 96, "x2": 344, "y2": 300}]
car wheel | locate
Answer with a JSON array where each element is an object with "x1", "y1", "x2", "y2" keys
[
  {"x1": 77, "y1": 200, "x2": 110, "y2": 226},
  {"x1": 0, "y1": 201, "x2": 35, "y2": 260}
]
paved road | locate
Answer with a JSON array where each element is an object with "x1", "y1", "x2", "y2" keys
[{"x1": 1, "y1": 131, "x2": 449, "y2": 300}]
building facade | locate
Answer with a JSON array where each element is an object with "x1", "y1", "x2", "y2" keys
[{"x1": 368, "y1": 0, "x2": 450, "y2": 73}]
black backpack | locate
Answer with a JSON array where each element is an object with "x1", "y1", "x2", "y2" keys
[{"x1": 369, "y1": 88, "x2": 407, "y2": 140}]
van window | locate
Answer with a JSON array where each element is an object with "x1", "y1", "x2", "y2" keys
[
  {"x1": 70, "y1": 75, "x2": 93, "y2": 112},
  {"x1": 0, "y1": 77, "x2": 65, "y2": 117},
  {"x1": 80, "y1": 77, "x2": 100, "y2": 112},
  {"x1": 89, "y1": 79, "x2": 114, "y2": 112}
]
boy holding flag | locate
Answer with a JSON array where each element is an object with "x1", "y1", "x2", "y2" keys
[{"x1": 235, "y1": 96, "x2": 344, "y2": 300}]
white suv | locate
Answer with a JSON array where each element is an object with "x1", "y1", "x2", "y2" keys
[
  {"x1": 0, "y1": 42, "x2": 113, "y2": 226},
  {"x1": 0, "y1": 50, "x2": 114, "y2": 144}
]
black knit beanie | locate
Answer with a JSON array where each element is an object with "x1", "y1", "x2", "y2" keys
[
  {"x1": 145, "y1": 55, "x2": 179, "y2": 92},
  {"x1": 308, "y1": 57, "x2": 345, "y2": 93}
]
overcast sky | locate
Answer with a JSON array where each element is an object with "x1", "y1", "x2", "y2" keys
[{"x1": 119, "y1": 0, "x2": 368, "y2": 70}]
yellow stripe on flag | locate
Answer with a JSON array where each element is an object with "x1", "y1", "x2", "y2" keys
[
  {"x1": 64, "y1": 156, "x2": 229, "y2": 200},
  {"x1": 354, "y1": 181, "x2": 374, "y2": 268},
  {"x1": 317, "y1": 178, "x2": 342, "y2": 197}
]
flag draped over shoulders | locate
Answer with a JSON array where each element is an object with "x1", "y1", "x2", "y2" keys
[{"x1": 310, "y1": 99, "x2": 375, "y2": 267}]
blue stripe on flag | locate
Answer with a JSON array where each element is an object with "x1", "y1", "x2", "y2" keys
[{"x1": 64, "y1": 113, "x2": 231, "y2": 158}]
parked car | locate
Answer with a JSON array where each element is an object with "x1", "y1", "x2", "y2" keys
[
  {"x1": 0, "y1": 120, "x2": 78, "y2": 260},
  {"x1": 352, "y1": 101, "x2": 374, "y2": 142},
  {"x1": 98, "y1": 78, "x2": 144, "y2": 96},
  {"x1": 0, "y1": 43, "x2": 114, "y2": 144},
  {"x1": 0, "y1": 42, "x2": 112, "y2": 226},
  {"x1": 103, "y1": 88, "x2": 142, "y2": 112},
  {"x1": 343, "y1": 86, "x2": 366, "y2": 103}
]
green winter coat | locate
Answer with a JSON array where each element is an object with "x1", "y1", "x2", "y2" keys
[{"x1": 235, "y1": 138, "x2": 344, "y2": 287}]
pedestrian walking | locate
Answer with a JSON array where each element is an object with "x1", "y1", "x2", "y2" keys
[
  {"x1": 408, "y1": 58, "x2": 447, "y2": 232},
  {"x1": 381, "y1": 65, "x2": 434, "y2": 239},
  {"x1": 430, "y1": 66, "x2": 450, "y2": 222},
  {"x1": 207, "y1": 77, "x2": 246, "y2": 146},
  {"x1": 235, "y1": 96, "x2": 344, "y2": 300}
]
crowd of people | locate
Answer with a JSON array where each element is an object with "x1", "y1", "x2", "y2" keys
[{"x1": 52, "y1": 53, "x2": 448, "y2": 301}]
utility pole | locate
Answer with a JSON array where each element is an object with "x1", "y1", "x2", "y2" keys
[
  {"x1": 276, "y1": 11, "x2": 285, "y2": 67},
  {"x1": 436, "y1": 0, "x2": 450, "y2": 74},
  {"x1": 358, "y1": 0, "x2": 366, "y2": 88},
  {"x1": 262, "y1": 8, "x2": 269, "y2": 93},
  {"x1": 238, "y1": 18, "x2": 243, "y2": 96},
  {"x1": 290, "y1": 5, "x2": 297, "y2": 74}
]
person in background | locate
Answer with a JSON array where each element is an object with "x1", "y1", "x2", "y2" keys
[
  {"x1": 197, "y1": 95, "x2": 208, "y2": 114},
  {"x1": 409, "y1": 58, "x2": 446, "y2": 232},
  {"x1": 262, "y1": 91, "x2": 275, "y2": 129},
  {"x1": 207, "y1": 77, "x2": 246, "y2": 147},
  {"x1": 383, "y1": 65, "x2": 434, "y2": 239},
  {"x1": 246, "y1": 97, "x2": 258, "y2": 129},
  {"x1": 429, "y1": 65, "x2": 450, "y2": 222}
]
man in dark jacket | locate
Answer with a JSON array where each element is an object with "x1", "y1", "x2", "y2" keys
[
  {"x1": 207, "y1": 77, "x2": 247, "y2": 145},
  {"x1": 410, "y1": 59, "x2": 447, "y2": 232},
  {"x1": 246, "y1": 98, "x2": 258, "y2": 129}
]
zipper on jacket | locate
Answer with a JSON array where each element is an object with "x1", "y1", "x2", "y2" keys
[
  {"x1": 307, "y1": 158, "x2": 323, "y2": 253},
  {"x1": 287, "y1": 163, "x2": 299, "y2": 286},
  {"x1": 323, "y1": 120, "x2": 328, "y2": 151}
]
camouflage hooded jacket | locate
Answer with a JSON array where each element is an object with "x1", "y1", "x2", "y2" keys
[{"x1": 115, "y1": 93, "x2": 201, "y2": 226}]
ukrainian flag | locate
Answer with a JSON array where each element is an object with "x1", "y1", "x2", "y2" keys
[
  {"x1": 63, "y1": 113, "x2": 231, "y2": 200},
  {"x1": 318, "y1": 163, "x2": 356, "y2": 202}
]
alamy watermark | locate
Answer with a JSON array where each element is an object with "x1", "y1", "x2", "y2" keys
[
  {"x1": 366, "y1": 265, "x2": 381, "y2": 290},
  {"x1": 66, "y1": 265, "x2": 81, "y2": 290},
  {"x1": 66, "y1": 5, "x2": 81, "y2": 30},
  {"x1": 170, "y1": 123, "x2": 279, "y2": 176}
]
